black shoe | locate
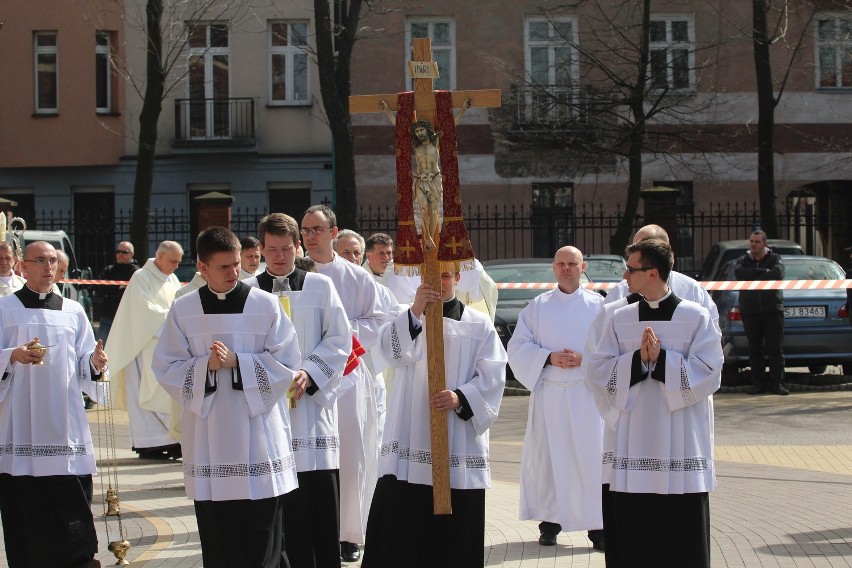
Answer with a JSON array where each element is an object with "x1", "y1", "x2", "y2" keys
[
  {"x1": 771, "y1": 383, "x2": 790, "y2": 396},
  {"x1": 340, "y1": 541, "x2": 360, "y2": 562},
  {"x1": 83, "y1": 396, "x2": 96, "y2": 410},
  {"x1": 538, "y1": 532, "x2": 558, "y2": 546},
  {"x1": 587, "y1": 529, "x2": 605, "y2": 551},
  {"x1": 747, "y1": 383, "x2": 769, "y2": 395}
]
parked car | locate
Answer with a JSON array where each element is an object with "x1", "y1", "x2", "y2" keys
[
  {"x1": 21, "y1": 229, "x2": 94, "y2": 321},
  {"x1": 711, "y1": 255, "x2": 852, "y2": 376},
  {"x1": 482, "y1": 259, "x2": 591, "y2": 380},
  {"x1": 583, "y1": 254, "x2": 627, "y2": 296},
  {"x1": 698, "y1": 239, "x2": 804, "y2": 281}
]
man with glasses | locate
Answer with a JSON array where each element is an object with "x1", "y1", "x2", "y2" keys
[
  {"x1": 245, "y1": 213, "x2": 352, "y2": 567},
  {"x1": 301, "y1": 204, "x2": 387, "y2": 563},
  {"x1": 0, "y1": 242, "x2": 25, "y2": 297},
  {"x1": 586, "y1": 239, "x2": 722, "y2": 568},
  {"x1": 106, "y1": 241, "x2": 183, "y2": 459},
  {"x1": 0, "y1": 241, "x2": 109, "y2": 567},
  {"x1": 95, "y1": 241, "x2": 139, "y2": 345}
]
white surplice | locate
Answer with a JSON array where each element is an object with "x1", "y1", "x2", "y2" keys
[
  {"x1": 245, "y1": 271, "x2": 352, "y2": 472},
  {"x1": 378, "y1": 306, "x2": 507, "y2": 489},
  {"x1": 606, "y1": 271, "x2": 720, "y2": 332},
  {"x1": 152, "y1": 285, "x2": 301, "y2": 501},
  {"x1": 0, "y1": 293, "x2": 108, "y2": 476},
  {"x1": 585, "y1": 295, "x2": 723, "y2": 494},
  {"x1": 508, "y1": 286, "x2": 604, "y2": 531},
  {"x1": 106, "y1": 259, "x2": 181, "y2": 449},
  {"x1": 314, "y1": 253, "x2": 386, "y2": 543},
  {"x1": 0, "y1": 274, "x2": 25, "y2": 297}
]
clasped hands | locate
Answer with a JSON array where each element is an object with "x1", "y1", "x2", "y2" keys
[
  {"x1": 640, "y1": 326, "x2": 661, "y2": 365},
  {"x1": 549, "y1": 349, "x2": 582, "y2": 369},
  {"x1": 207, "y1": 340, "x2": 237, "y2": 371}
]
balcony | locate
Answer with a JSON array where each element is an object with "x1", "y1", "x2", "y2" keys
[
  {"x1": 173, "y1": 97, "x2": 256, "y2": 152},
  {"x1": 507, "y1": 85, "x2": 605, "y2": 146}
]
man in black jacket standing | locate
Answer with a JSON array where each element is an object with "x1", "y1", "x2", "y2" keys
[
  {"x1": 95, "y1": 241, "x2": 139, "y2": 345},
  {"x1": 735, "y1": 230, "x2": 788, "y2": 395}
]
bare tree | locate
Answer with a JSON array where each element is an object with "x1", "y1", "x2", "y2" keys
[
  {"x1": 116, "y1": 0, "x2": 253, "y2": 259},
  {"x1": 500, "y1": 0, "x2": 722, "y2": 254},
  {"x1": 751, "y1": 0, "x2": 815, "y2": 238}
]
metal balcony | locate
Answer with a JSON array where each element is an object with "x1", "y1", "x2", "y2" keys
[{"x1": 173, "y1": 97, "x2": 256, "y2": 150}]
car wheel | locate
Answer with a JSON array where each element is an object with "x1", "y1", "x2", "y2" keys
[{"x1": 808, "y1": 365, "x2": 827, "y2": 375}]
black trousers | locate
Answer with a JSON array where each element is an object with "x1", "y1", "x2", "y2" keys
[
  {"x1": 601, "y1": 484, "x2": 618, "y2": 567},
  {"x1": 195, "y1": 495, "x2": 289, "y2": 568},
  {"x1": 741, "y1": 311, "x2": 785, "y2": 383},
  {"x1": 610, "y1": 491, "x2": 710, "y2": 568},
  {"x1": 0, "y1": 473, "x2": 98, "y2": 568},
  {"x1": 362, "y1": 475, "x2": 485, "y2": 568},
  {"x1": 281, "y1": 469, "x2": 340, "y2": 568}
]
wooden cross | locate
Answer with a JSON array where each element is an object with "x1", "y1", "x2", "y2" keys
[{"x1": 350, "y1": 38, "x2": 500, "y2": 515}]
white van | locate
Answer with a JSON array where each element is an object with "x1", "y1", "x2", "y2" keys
[{"x1": 20, "y1": 230, "x2": 94, "y2": 321}]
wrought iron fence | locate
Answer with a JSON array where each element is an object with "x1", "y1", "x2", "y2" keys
[{"x1": 22, "y1": 200, "x2": 846, "y2": 278}]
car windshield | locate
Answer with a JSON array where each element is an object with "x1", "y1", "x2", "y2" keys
[
  {"x1": 584, "y1": 259, "x2": 626, "y2": 280},
  {"x1": 486, "y1": 264, "x2": 590, "y2": 302},
  {"x1": 782, "y1": 258, "x2": 844, "y2": 281}
]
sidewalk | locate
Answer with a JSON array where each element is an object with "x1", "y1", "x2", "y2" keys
[{"x1": 1, "y1": 391, "x2": 851, "y2": 567}]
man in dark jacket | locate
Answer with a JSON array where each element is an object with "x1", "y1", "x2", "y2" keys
[
  {"x1": 734, "y1": 230, "x2": 788, "y2": 395},
  {"x1": 845, "y1": 246, "x2": 852, "y2": 327},
  {"x1": 95, "y1": 241, "x2": 139, "y2": 345}
]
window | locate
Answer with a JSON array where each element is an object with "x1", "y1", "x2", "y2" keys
[
  {"x1": 96, "y1": 31, "x2": 112, "y2": 113},
  {"x1": 521, "y1": 18, "x2": 578, "y2": 125},
  {"x1": 649, "y1": 16, "x2": 694, "y2": 92},
  {"x1": 406, "y1": 19, "x2": 455, "y2": 91},
  {"x1": 186, "y1": 22, "x2": 230, "y2": 137},
  {"x1": 816, "y1": 15, "x2": 852, "y2": 89},
  {"x1": 269, "y1": 22, "x2": 309, "y2": 105},
  {"x1": 34, "y1": 32, "x2": 58, "y2": 113}
]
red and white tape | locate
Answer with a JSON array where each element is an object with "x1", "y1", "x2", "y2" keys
[
  {"x1": 56, "y1": 278, "x2": 852, "y2": 290},
  {"x1": 492, "y1": 280, "x2": 852, "y2": 291}
]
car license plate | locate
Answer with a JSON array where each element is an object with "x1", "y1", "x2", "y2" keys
[{"x1": 784, "y1": 306, "x2": 826, "y2": 318}]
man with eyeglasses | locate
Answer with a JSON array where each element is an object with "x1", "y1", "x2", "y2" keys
[
  {"x1": 301, "y1": 204, "x2": 387, "y2": 563},
  {"x1": 106, "y1": 241, "x2": 183, "y2": 460},
  {"x1": 0, "y1": 241, "x2": 109, "y2": 567},
  {"x1": 245, "y1": 213, "x2": 352, "y2": 567},
  {"x1": 0, "y1": 242, "x2": 25, "y2": 297},
  {"x1": 94, "y1": 241, "x2": 139, "y2": 345},
  {"x1": 586, "y1": 239, "x2": 722, "y2": 568}
]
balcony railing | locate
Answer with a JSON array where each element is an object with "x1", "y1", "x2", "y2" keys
[{"x1": 173, "y1": 97, "x2": 255, "y2": 145}]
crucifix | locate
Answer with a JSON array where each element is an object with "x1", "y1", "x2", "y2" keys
[{"x1": 350, "y1": 38, "x2": 500, "y2": 514}]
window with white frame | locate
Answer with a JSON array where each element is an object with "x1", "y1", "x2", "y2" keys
[
  {"x1": 186, "y1": 22, "x2": 230, "y2": 137},
  {"x1": 96, "y1": 31, "x2": 112, "y2": 113},
  {"x1": 649, "y1": 16, "x2": 694, "y2": 92},
  {"x1": 815, "y1": 15, "x2": 852, "y2": 89},
  {"x1": 522, "y1": 17, "x2": 578, "y2": 125},
  {"x1": 406, "y1": 19, "x2": 455, "y2": 91},
  {"x1": 34, "y1": 32, "x2": 58, "y2": 113},
  {"x1": 269, "y1": 21, "x2": 309, "y2": 104}
]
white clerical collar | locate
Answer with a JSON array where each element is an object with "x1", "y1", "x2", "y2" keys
[
  {"x1": 0, "y1": 274, "x2": 13, "y2": 286},
  {"x1": 266, "y1": 267, "x2": 295, "y2": 281},
  {"x1": 644, "y1": 288, "x2": 672, "y2": 309},
  {"x1": 210, "y1": 282, "x2": 238, "y2": 300},
  {"x1": 25, "y1": 284, "x2": 52, "y2": 300},
  {"x1": 556, "y1": 284, "x2": 580, "y2": 298}
]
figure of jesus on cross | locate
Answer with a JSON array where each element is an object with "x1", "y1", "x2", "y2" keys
[{"x1": 351, "y1": 37, "x2": 502, "y2": 525}]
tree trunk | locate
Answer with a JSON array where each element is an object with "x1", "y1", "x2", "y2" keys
[
  {"x1": 752, "y1": 0, "x2": 780, "y2": 238},
  {"x1": 314, "y1": 0, "x2": 362, "y2": 231},
  {"x1": 610, "y1": 0, "x2": 652, "y2": 255},
  {"x1": 130, "y1": 0, "x2": 165, "y2": 260}
]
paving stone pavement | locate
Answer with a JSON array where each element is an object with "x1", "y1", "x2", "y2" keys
[{"x1": 1, "y1": 390, "x2": 851, "y2": 567}]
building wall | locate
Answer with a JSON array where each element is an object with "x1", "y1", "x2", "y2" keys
[
  {"x1": 350, "y1": 0, "x2": 852, "y2": 222},
  {"x1": 0, "y1": 0, "x2": 125, "y2": 168}
]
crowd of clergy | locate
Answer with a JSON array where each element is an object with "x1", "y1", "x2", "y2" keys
[{"x1": 0, "y1": 211, "x2": 723, "y2": 568}]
